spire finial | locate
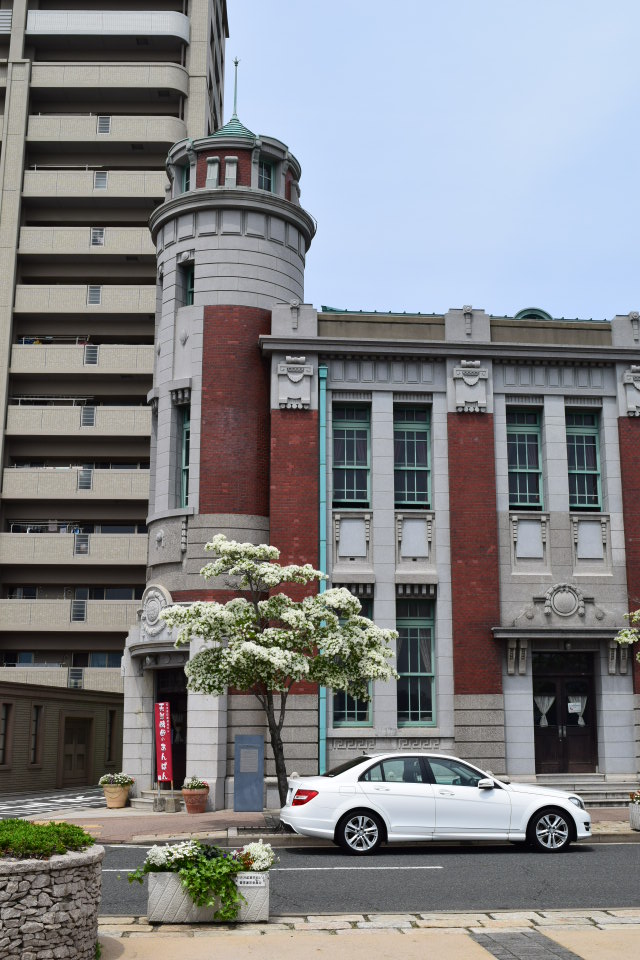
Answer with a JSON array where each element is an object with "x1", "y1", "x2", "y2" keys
[{"x1": 232, "y1": 57, "x2": 240, "y2": 117}]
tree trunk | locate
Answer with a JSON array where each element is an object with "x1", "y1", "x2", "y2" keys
[{"x1": 264, "y1": 691, "x2": 289, "y2": 807}]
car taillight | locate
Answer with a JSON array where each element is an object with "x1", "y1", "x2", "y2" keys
[{"x1": 292, "y1": 789, "x2": 318, "y2": 806}]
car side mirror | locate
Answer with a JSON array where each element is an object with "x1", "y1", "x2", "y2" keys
[{"x1": 477, "y1": 778, "x2": 494, "y2": 790}]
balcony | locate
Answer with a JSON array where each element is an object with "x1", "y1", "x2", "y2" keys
[
  {"x1": 2, "y1": 468, "x2": 149, "y2": 501},
  {"x1": 27, "y1": 114, "x2": 186, "y2": 145},
  {"x1": 14, "y1": 285, "x2": 155, "y2": 314},
  {"x1": 10, "y1": 343, "x2": 154, "y2": 375},
  {"x1": 30, "y1": 61, "x2": 189, "y2": 95},
  {"x1": 0, "y1": 666, "x2": 124, "y2": 693},
  {"x1": 6, "y1": 405, "x2": 151, "y2": 437},
  {"x1": 23, "y1": 169, "x2": 168, "y2": 199},
  {"x1": 26, "y1": 11, "x2": 190, "y2": 43},
  {"x1": 0, "y1": 11, "x2": 11, "y2": 34},
  {"x1": 0, "y1": 599, "x2": 139, "y2": 632},
  {"x1": 0, "y1": 533, "x2": 148, "y2": 566},
  {"x1": 19, "y1": 227, "x2": 155, "y2": 257}
]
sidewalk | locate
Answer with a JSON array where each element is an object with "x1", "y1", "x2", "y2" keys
[
  {"x1": 29, "y1": 803, "x2": 640, "y2": 845},
  {"x1": 97, "y1": 910, "x2": 640, "y2": 960}
]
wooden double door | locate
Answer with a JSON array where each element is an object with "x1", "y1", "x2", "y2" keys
[{"x1": 533, "y1": 652, "x2": 598, "y2": 774}]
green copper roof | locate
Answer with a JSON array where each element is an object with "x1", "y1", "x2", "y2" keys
[{"x1": 210, "y1": 114, "x2": 256, "y2": 142}]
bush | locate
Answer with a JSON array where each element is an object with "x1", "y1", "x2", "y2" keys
[{"x1": 0, "y1": 819, "x2": 95, "y2": 860}]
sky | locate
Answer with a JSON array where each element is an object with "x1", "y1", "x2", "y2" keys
[{"x1": 224, "y1": 1, "x2": 640, "y2": 322}]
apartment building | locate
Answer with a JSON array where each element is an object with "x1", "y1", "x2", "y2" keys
[{"x1": 0, "y1": 2, "x2": 228, "y2": 709}]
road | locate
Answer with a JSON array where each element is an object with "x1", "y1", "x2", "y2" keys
[{"x1": 101, "y1": 841, "x2": 640, "y2": 916}]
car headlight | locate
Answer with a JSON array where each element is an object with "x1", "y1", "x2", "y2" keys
[{"x1": 569, "y1": 796, "x2": 585, "y2": 810}]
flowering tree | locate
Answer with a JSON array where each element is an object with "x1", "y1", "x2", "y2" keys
[
  {"x1": 615, "y1": 609, "x2": 640, "y2": 660},
  {"x1": 160, "y1": 535, "x2": 398, "y2": 806}
]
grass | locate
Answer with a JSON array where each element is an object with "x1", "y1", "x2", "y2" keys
[{"x1": 0, "y1": 819, "x2": 95, "y2": 859}]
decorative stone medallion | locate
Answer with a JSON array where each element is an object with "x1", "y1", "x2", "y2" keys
[
  {"x1": 452, "y1": 360, "x2": 489, "y2": 412},
  {"x1": 623, "y1": 365, "x2": 640, "y2": 416},
  {"x1": 277, "y1": 355, "x2": 313, "y2": 409},
  {"x1": 140, "y1": 583, "x2": 173, "y2": 640},
  {"x1": 544, "y1": 584, "x2": 584, "y2": 618}
]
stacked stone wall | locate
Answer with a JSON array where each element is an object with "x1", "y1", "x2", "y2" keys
[{"x1": 0, "y1": 845, "x2": 104, "y2": 960}]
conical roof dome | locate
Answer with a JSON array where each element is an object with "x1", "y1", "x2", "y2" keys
[{"x1": 209, "y1": 113, "x2": 256, "y2": 142}]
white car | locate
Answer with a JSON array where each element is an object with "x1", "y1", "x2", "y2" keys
[{"x1": 280, "y1": 752, "x2": 591, "y2": 854}]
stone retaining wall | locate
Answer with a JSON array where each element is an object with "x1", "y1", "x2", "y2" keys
[{"x1": 0, "y1": 845, "x2": 104, "y2": 960}]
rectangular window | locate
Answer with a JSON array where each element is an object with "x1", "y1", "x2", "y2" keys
[
  {"x1": 182, "y1": 163, "x2": 191, "y2": 193},
  {"x1": 507, "y1": 409, "x2": 542, "y2": 509},
  {"x1": 0, "y1": 703, "x2": 13, "y2": 766},
  {"x1": 333, "y1": 598, "x2": 373, "y2": 726},
  {"x1": 93, "y1": 171, "x2": 108, "y2": 190},
  {"x1": 258, "y1": 159, "x2": 273, "y2": 191},
  {"x1": 394, "y1": 407, "x2": 430, "y2": 507},
  {"x1": 332, "y1": 405, "x2": 370, "y2": 507},
  {"x1": 180, "y1": 264, "x2": 195, "y2": 306},
  {"x1": 180, "y1": 406, "x2": 190, "y2": 507},
  {"x1": 29, "y1": 704, "x2": 43, "y2": 765},
  {"x1": 106, "y1": 709, "x2": 117, "y2": 762},
  {"x1": 396, "y1": 599, "x2": 435, "y2": 726},
  {"x1": 566, "y1": 412, "x2": 601, "y2": 510}
]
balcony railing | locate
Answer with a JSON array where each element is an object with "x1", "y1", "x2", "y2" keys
[
  {"x1": 23, "y1": 168, "x2": 168, "y2": 199},
  {"x1": 0, "y1": 533, "x2": 148, "y2": 565},
  {"x1": 0, "y1": 665, "x2": 123, "y2": 692},
  {"x1": 5, "y1": 405, "x2": 152, "y2": 437},
  {"x1": 27, "y1": 114, "x2": 186, "y2": 144},
  {"x1": 2, "y1": 468, "x2": 150, "y2": 501},
  {"x1": 10, "y1": 343, "x2": 154, "y2": 375},
  {"x1": 19, "y1": 227, "x2": 155, "y2": 256},
  {"x1": 26, "y1": 11, "x2": 190, "y2": 43},
  {"x1": 14, "y1": 284, "x2": 156, "y2": 314},
  {"x1": 30, "y1": 61, "x2": 188, "y2": 95},
  {"x1": 0, "y1": 599, "x2": 140, "y2": 632}
]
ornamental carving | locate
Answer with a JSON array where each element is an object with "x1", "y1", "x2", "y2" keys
[
  {"x1": 277, "y1": 355, "x2": 313, "y2": 409},
  {"x1": 452, "y1": 360, "x2": 489, "y2": 412},
  {"x1": 544, "y1": 583, "x2": 584, "y2": 618},
  {"x1": 140, "y1": 584, "x2": 173, "y2": 640},
  {"x1": 623, "y1": 365, "x2": 640, "y2": 416}
]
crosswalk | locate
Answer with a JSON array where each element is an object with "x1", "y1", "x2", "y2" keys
[{"x1": 0, "y1": 787, "x2": 106, "y2": 820}]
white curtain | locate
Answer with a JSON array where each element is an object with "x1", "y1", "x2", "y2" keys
[
  {"x1": 569, "y1": 695, "x2": 587, "y2": 727},
  {"x1": 534, "y1": 695, "x2": 555, "y2": 727}
]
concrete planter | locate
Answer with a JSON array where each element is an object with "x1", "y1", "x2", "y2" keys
[
  {"x1": 102, "y1": 784, "x2": 130, "y2": 808},
  {"x1": 630, "y1": 804, "x2": 640, "y2": 831},
  {"x1": 147, "y1": 870, "x2": 269, "y2": 923},
  {"x1": 0, "y1": 844, "x2": 104, "y2": 960}
]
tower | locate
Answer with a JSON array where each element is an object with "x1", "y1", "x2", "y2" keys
[{"x1": 123, "y1": 94, "x2": 317, "y2": 806}]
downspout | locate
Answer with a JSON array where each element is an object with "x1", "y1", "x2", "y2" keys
[{"x1": 318, "y1": 365, "x2": 328, "y2": 774}]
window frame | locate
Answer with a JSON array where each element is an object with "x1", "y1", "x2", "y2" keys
[
  {"x1": 183, "y1": 264, "x2": 195, "y2": 306},
  {"x1": 182, "y1": 163, "x2": 191, "y2": 193},
  {"x1": 258, "y1": 158, "x2": 274, "y2": 192},
  {"x1": 28, "y1": 703, "x2": 44, "y2": 767},
  {"x1": 106, "y1": 708, "x2": 117, "y2": 764},
  {"x1": 0, "y1": 701, "x2": 14, "y2": 769},
  {"x1": 332, "y1": 405, "x2": 371, "y2": 508},
  {"x1": 566, "y1": 411, "x2": 602, "y2": 511},
  {"x1": 506, "y1": 409, "x2": 543, "y2": 510},
  {"x1": 394, "y1": 406, "x2": 431, "y2": 508},
  {"x1": 396, "y1": 599, "x2": 436, "y2": 727},
  {"x1": 332, "y1": 597, "x2": 373, "y2": 727}
]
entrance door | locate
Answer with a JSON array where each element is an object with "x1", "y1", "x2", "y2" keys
[
  {"x1": 62, "y1": 717, "x2": 92, "y2": 785},
  {"x1": 156, "y1": 669, "x2": 188, "y2": 788},
  {"x1": 533, "y1": 652, "x2": 597, "y2": 774}
]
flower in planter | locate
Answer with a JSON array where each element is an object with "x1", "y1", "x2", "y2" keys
[
  {"x1": 630, "y1": 790, "x2": 640, "y2": 805},
  {"x1": 98, "y1": 773, "x2": 135, "y2": 786},
  {"x1": 128, "y1": 838, "x2": 277, "y2": 922},
  {"x1": 182, "y1": 776, "x2": 208, "y2": 790}
]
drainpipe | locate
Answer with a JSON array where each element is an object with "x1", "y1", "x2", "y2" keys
[{"x1": 318, "y1": 365, "x2": 328, "y2": 774}]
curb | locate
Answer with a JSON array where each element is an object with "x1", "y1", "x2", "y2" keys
[{"x1": 110, "y1": 830, "x2": 640, "y2": 846}]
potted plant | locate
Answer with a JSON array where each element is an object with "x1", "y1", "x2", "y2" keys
[
  {"x1": 630, "y1": 790, "x2": 640, "y2": 831},
  {"x1": 128, "y1": 838, "x2": 276, "y2": 923},
  {"x1": 98, "y1": 772, "x2": 135, "y2": 808},
  {"x1": 0, "y1": 819, "x2": 103, "y2": 959},
  {"x1": 181, "y1": 775, "x2": 209, "y2": 813}
]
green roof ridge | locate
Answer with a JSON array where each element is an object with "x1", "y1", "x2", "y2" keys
[{"x1": 210, "y1": 113, "x2": 256, "y2": 142}]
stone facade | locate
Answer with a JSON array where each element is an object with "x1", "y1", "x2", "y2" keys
[{"x1": 0, "y1": 845, "x2": 104, "y2": 960}]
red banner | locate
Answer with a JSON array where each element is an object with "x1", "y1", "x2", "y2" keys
[{"x1": 154, "y1": 702, "x2": 174, "y2": 783}]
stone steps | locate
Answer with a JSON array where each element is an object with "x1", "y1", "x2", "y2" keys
[
  {"x1": 534, "y1": 775, "x2": 636, "y2": 807},
  {"x1": 130, "y1": 789, "x2": 185, "y2": 812}
]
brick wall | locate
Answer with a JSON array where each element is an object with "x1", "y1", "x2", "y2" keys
[
  {"x1": 196, "y1": 149, "x2": 253, "y2": 188},
  {"x1": 618, "y1": 417, "x2": 640, "y2": 693},
  {"x1": 200, "y1": 306, "x2": 271, "y2": 516},
  {"x1": 447, "y1": 413, "x2": 503, "y2": 695}
]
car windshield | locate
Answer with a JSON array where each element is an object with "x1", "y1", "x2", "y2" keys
[{"x1": 322, "y1": 756, "x2": 372, "y2": 777}]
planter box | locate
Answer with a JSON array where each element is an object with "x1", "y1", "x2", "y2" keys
[
  {"x1": 630, "y1": 804, "x2": 640, "y2": 831},
  {"x1": 103, "y1": 784, "x2": 130, "y2": 808},
  {"x1": 0, "y1": 845, "x2": 104, "y2": 960},
  {"x1": 147, "y1": 870, "x2": 269, "y2": 923}
]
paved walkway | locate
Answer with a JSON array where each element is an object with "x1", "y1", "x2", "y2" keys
[
  {"x1": 26, "y1": 804, "x2": 640, "y2": 844},
  {"x1": 98, "y1": 910, "x2": 640, "y2": 960}
]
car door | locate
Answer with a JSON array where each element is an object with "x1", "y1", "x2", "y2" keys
[
  {"x1": 426, "y1": 757, "x2": 512, "y2": 838},
  {"x1": 358, "y1": 756, "x2": 435, "y2": 838}
]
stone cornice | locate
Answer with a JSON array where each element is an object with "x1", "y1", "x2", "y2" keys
[
  {"x1": 260, "y1": 335, "x2": 640, "y2": 364},
  {"x1": 149, "y1": 188, "x2": 316, "y2": 247}
]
